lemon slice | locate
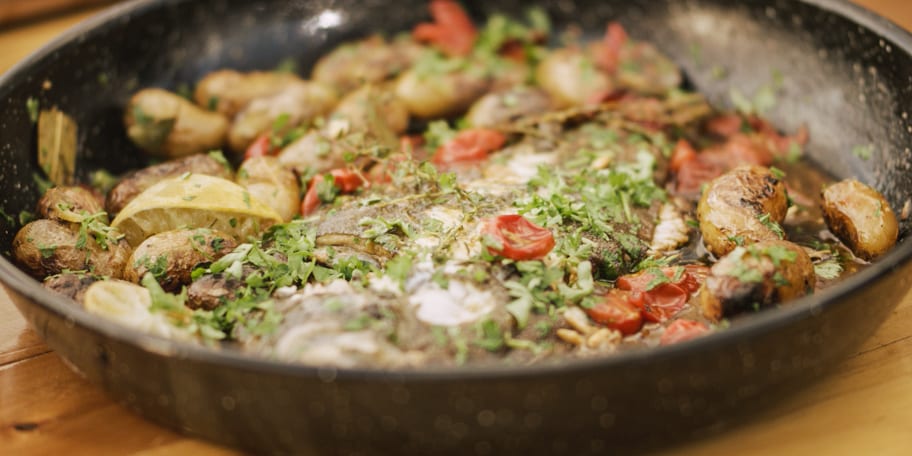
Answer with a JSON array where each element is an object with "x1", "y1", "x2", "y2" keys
[
  {"x1": 111, "y1": 173, "x2": 282, "y2": 246},
  {"x1": 83, "y1": 280, "x2": 185, "y2": 339}
]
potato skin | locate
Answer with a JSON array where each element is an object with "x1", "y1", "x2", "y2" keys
[
  {"x1": 37, "y1": 186, "x2": 105, "y2": 223},
  {"x1": 237, "y1": 156, "x2": 301, "y2": 222},
  {"x1": 822, "y1": 179, "x2": 898, "y2": 260},
  {"x1": 331, "y1": 85, "x2": 410, "y2": 136},
  {"x1": 277, "y1": 130, "x2": 348, "y2": 176},
  {"x1": 697, "y1": 240, "x2": 814, "y2": 321},
  {"x1": 125, "y1": 88, "x2": 229, "y2": 159},
  {"x1": 105, "y1": 153, "x2": 233, "y2": 215},
  {"x1": 394, "y1": 67, "x2": 489, "y2": 119},
  {"x1": 697, "y1": 165, "x2": 789, "y2": 257},
  {"x1": 123, "y1": 228, "x2": 237, "y2": 292},
  {"x1": 13, "y1": 219, "x2": 130, "y2": 279},
  {"x1": 312, "y1": 35, "x2": 422, "y2": 94}
]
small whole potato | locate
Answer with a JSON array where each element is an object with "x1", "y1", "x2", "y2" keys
[
  {"x1": 394, "y1": 65, "x2": 489, "y2": 119},
  {"x1": 698, "y1": 165, "x2": 789, "y2": 257},
  {"x1": 277, "y1": 130, "x2": 348, "y2": 176},
  {"x1": 237, "y1": 156, "x2": 301, "y2": 222},
  {"x1": 697, "y1": 240, "x2": 815, "y2": 321},
  {"x1": 13, "y1": 219, "x2": 130, "y2": 279},
  {"x1": 465, "y1": 86, "x2": 552, "y2": 128},
  {"x1": 123, "y1": 228, "x2": 237, "y2": 292},
  {"x1": 536, "y1": 48, "x2": 613, "y2": 108},
  {"x1": 125, "y1": 88, "x2": 229, "y2": 159},
  {"x1": 105, "y1": 153, "x2": 233, "y2": 215},
  {"x1": 194, "y1": 70, "x2": 302, "y2": 118},
  {"x1": 37, "y1": 186, "x2": 105, "y2": 223},
  {"x1": 228, "y1": 80, "x2": 338, "y2": 153},
  {"x1": 312, "y1": 35, "x2": 422, "y2": 94},
  {"x1": 43, "y1": 273, "x2": 101, "y2": 304},
  {"x1": 822, "y1": 179, "x2": 898, "y2": 260},
  {"x1": 331, "y1": 85, "x2": 410, "y2": 136}
]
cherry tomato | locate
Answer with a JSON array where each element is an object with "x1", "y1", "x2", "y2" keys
[
  {"x1": 433, "y1": 128, "x2": 506, "y2": 165},
  {"x1": 596, "y1": 21, "x2": 628, "y2": 73},
  {"x1": 660, "y1": 319, "x2": 710, "y2": 346},
  {"x1": 585, "y1": 289, "x2": 644, "y2": 335},
  {"x1": 637, "y1": 283, "x2": 688, "y2": 323},
  {"x1": 412, "y1": 0, "x2": 477, "y2": 56},
  {"x1": 482, "y1": 214, "x2": 555, "y2": 261},
  {"x1": 299, "y1": 169, "x2": 366, "y2": 216},
  {"x1": 244, "y1": 133, "x2": 275, "y2": 160},
  {"x1": 674, "y1": 156, "x2": 724, "y2": 197},
  {"x1": 669, "y1": 139, "x2": 698, "y2": 173},
  {"x1": 300, "y1": 174, "x2": 323, "y2": 216}
]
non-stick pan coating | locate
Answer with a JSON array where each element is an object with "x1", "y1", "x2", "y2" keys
[{"x1": 1, "y1": 0, "x2": 911, "y2": 454}]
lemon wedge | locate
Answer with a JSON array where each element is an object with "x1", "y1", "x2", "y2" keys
[
  {"x1": 111, "y1": 173, "x2": 282, "y2": 246},
  {"x1": 83, "y1": 280, "x2": 186, "y2": 339}
]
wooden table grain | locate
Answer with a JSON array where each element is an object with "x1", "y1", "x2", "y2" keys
[{"x1": 2, "y1": 2, "x2": 912, "y2": 455}]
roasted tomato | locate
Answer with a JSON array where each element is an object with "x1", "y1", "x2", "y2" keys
[
  {"x1": 616, "y1": 266, "x2": 706, "y2": 322},
  {"x1": 300, "y1": 168, "x2": 366, "y2": 216},
  {"x1": 433, "y1": 128, "x2": 506, "y2": 165},
  {"x1": 660, "y1": 319, "x2": 710, "y2": 345},
  {"x1": 244, "y1": 133, "x2": 275, "y2": 160},
  {"x1": 482, "y1": 214, "x2": 555, "y2": 261},
  {"x1": 596, "y1": 21, "x2": 628, "y2": 73},
  {"x1": 412, "y1": 0, "x2": 477, "y2": 56},
  {"x1": 585, "y1": 289, "x2": 644, "y2": 335}
]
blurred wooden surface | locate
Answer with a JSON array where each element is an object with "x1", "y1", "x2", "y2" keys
[{"x1": 1, "y1": 1, "x2": 912, "y2": 455}]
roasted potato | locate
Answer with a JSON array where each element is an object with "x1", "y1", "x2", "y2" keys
[
  {"x1": 194, "y1": 70, "x2": 302, "y2": 118},
  {"x1": 43, "y1": 273, "x2": 101, "y2": 304},
  {"x1": 105, "y1": 153, "x2": 233, "y2": 215},
  {"x1": 13, "y1": 219, "x2": 130, "y2": 279},
  {"x1": 123, "y1": 228, "x2": 237, "y2": 292},
  {"x1": 331, "y1": 85, "x2": 410, "y2": 136},
  {"x1": 187, "y1": 272, "x2": 245, "y2": 310},
  {"x1": 37, "y1": 186, "x2": 105, "y2": 223},
  {"x1": 394, "y1": 64, "x2": 489, "y2": 119},
  {"x1": 228, "y1": 80, "x2": 338, "y2": 152},
  {"x1": 465, "y1": 86, "x2": 552, "y2": 128},
  {"x1": 312, "y1": 35, "x2": 422, "y2": 94},
  {"x1": 697, "y1": 240, "x2": 814, "y2": 321},
  {"x1": 277, "y1": 130, "x2": 348, "y2": 176},
  {"x1": 698, "y1": 165, "x2": 789, "y2": 257},
  {"x1": 822, "y1": 179, "x2": 899, "y2": 260},
  {"x1": 237, "y1": 156, "x2": 301, "y2": 222},
  {"x1": 536, "y1": 48, "x2": 613, "y2": 108},
  {"x1": 125, "y1": 88, "x2": 229, "y2": 159},
  {"x1": 610, "y1": 42, "x2": 682, "y2": 95}
]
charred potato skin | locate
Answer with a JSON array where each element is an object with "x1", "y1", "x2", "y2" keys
[
  {"x1": 697, "y1": 240, "x2": 814, "y2": 321},
  {"x1": 43, "y1": 273, "x2": 101, "y2": 304},
  {"x1": 37, "y1": 186, "x2": 105, "y2": 223},
  {"x1": 237, "y1": 156, "x2": 301, "y2": 222},
  {"x1": 12, "y1": 219, "x2": 130, "y2": 280},
  {"x1": 125, "y1": 88, "x2": 229, "y2": 159},
  {"x1": 822, "y1": 179, "x2": 899, "y2": 260},
  {"x1": 123, "y1": 228, "x2": 237, "y2": 292},
  {"x1": 187, "y1": 273, "x2": 243, "y2": 310},
  {"x1": 105, "y1": 153, "x2": 233, "y2": 215},
  {"x1": 697, "y1": 165, "x2": 789, "y2": 257}
]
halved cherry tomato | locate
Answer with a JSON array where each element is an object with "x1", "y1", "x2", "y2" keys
[
  {"x1": 673, "y1": 156, "x2": 724, "y2": 197},
  {"x1": 482, "y1": 214, "x2": 555, "y2": 261},
  {"x1": 299, "y1": 169, "x2": 366, "y2": 216},
  {"x1": 669, "y1": 139, "x2": 698, "y2": 173},
  {"x1": 637, "y1": 283, "x2": 688, "y2": 323},
  {"x1": 616, "y1": 266, "x2": 707, "y2": 323},
  {"x1": 412, "y1": 0, "x2": 477, "y2": 56},
  {"x1": 660, "y1": 319, "x2": 710, "y2": 346},
  {"x1": 300, "y1": 175, "x2": 324, "y2": 216},
  {"x1": 244, "y1": 133, "x2": 275, "y2": 160},
  {"x1": 596, "y1": 21, "x2": 628, "y2": 73},
  {"x1": 585, "y1": 289, "x2": 644, "y2": 335},
  {"x1": 433, "y1": 128, "x2": 506, "y2": 165}
]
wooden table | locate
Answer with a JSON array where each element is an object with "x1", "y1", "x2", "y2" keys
[{"x1": 2, "y1": 2, "x2": 912, "y2": 454}]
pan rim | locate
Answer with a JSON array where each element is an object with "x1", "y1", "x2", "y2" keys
[{"x1": 1, "y1": 0, "x2": 911, "y2": 382}]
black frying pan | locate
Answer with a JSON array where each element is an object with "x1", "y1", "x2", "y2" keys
[{"x1": 1, "y1": 0, "x2": 911, "y2": 454}]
